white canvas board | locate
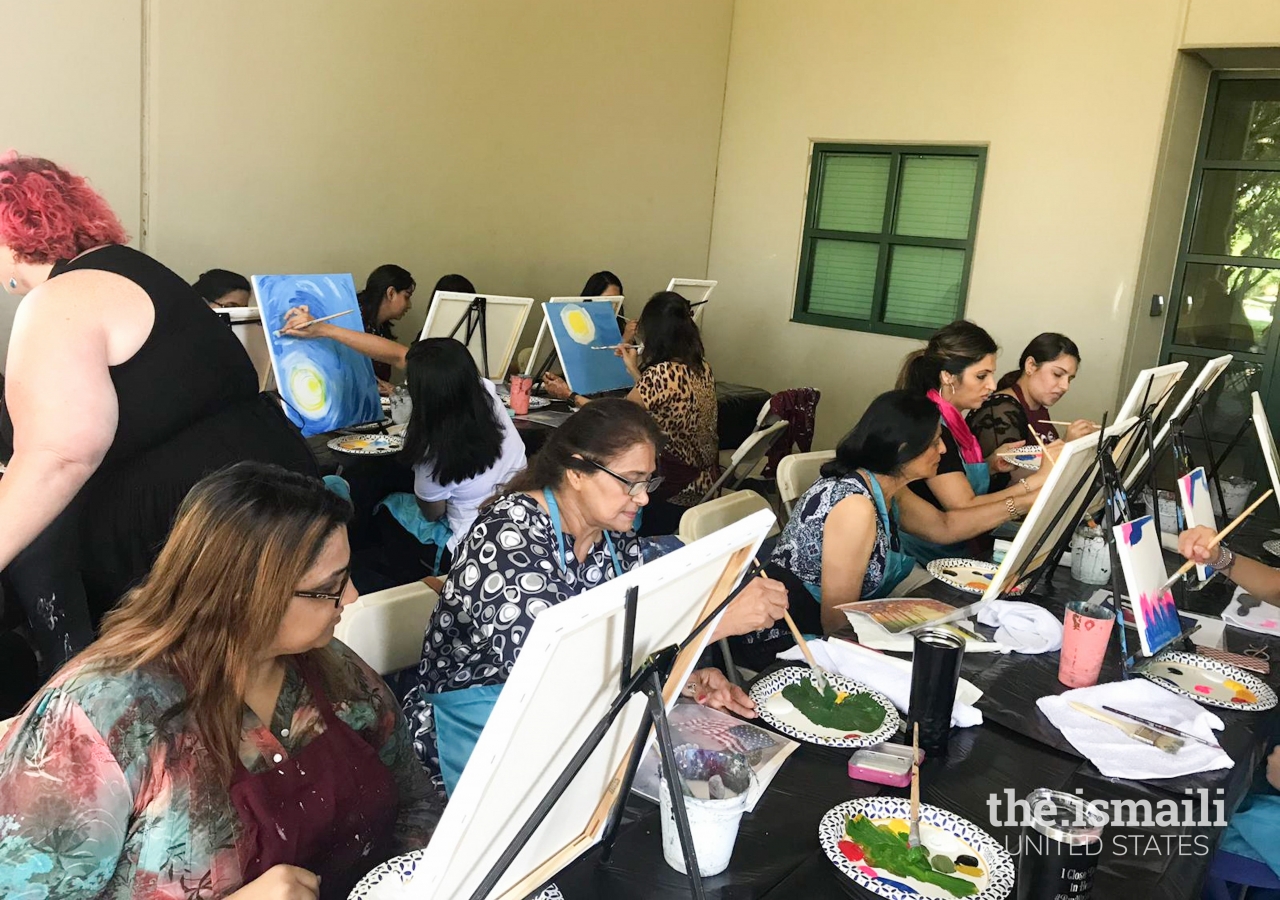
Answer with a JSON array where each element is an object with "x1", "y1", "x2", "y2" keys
[
  {"x1": 1128, "y1": 354, "x2": 1233, "y2": 489},
  {"x1": 419, "y1": 291, "x2": 533, "y2": 381},
  {"x1": 1114, "y1": 515, "x2": 1181, "y2": 657},
  {"x1": 666, "y1": 278, "x2": 717, "y2": 326},
  {"x1": 1177, "y1": 466, "x2": 1218, "y2": 581},
  {"x1": 1113, "y1": 361, "x2": 1188, "y2": 490},
  {"x1": 392, "y1": 510, "x2": 773, "y2": 900},
  {"x1": 526, "y1": 296, "x2": 625, "y2": 378},
  {"x1": 983, "y1": 418, "x2": 1139, "y2": 602},
  {"x1": 1254, "y1": 392, "x2": 1280, "y2": 509}
]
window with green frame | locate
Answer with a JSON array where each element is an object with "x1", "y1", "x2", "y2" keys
[{"x1": 792, "y1": 143, "x2": 986, "y2": 339}]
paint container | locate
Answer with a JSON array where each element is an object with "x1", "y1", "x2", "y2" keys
[
  {"x1": 658, "y1": 774, "x2": 751, "y2": 876},
  {"x1": 1212, "y1": 476, "x2": 1257, "y2": 519},
  {"x1": 388, "y1": 386, "x2": 413, "y2": 425},
  {"x1": 907, "y1": 628, "x2": 964, "y2": 757},
  {"x1": 1058, "y1": 601, "x2": 1115, "y2": 688},
  {"x1": 509, "y1": 375, "x2": 533, "y2": 416},
  {"x1": 1141, "y1": 489, "x2": 1180, "y2": 534},
  {"x1": 1069, "y1": 525, "x2": 1111, "y2": 586},
  {"x1": 1016, "y1": 788, "x2": 1107, "y2": 899}
]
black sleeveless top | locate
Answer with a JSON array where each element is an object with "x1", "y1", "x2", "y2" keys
[{"x1": 0, "y1": 245, "x2": 316, "y2": 608}]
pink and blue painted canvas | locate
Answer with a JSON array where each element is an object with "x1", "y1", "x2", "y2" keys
[
  {"x1": 1177, "y1": 466, "x2": 1218, "y2": 581},
  {"x1": 1114, "y1": 515, "x2": 1181, "y2": 656}
]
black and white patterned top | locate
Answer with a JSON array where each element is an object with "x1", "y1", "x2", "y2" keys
[
  {"x1": 771, "y1": 473, "x2": 890, "y2": 598},
  {"x1": 402, "y1": 492, "x2": 643, "y2": 774}
]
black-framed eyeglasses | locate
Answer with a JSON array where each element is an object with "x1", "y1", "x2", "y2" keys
[
  {"x1": 295, "y1": 571, "x2": 351, "y2": 608},
  {"x1": 582, "y1": 457, "x2": 664, "y2": 497}
]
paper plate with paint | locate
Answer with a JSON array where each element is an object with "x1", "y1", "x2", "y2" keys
[
  {"x1": 327, "y1": 433, "x2": 404, "y2": 456},
  {"x1": 1265, "y1": 539, "x2": 1280, "y2": 558},
  {"x1": 749, "y1": 665, "x2": 899, "y2": 748},
  {"x1": 1137, "y1": 650, "x2": 1277, "y2": 711},
  {"x1": 926, "y1": 559, "x2": 1023, "y2": 596},
  {"x1": 819, "y1": 796, "x2": 1014, "y2": 900},
  {"x1": 348, "y1": 847, "x2": 564, "y2": 900},
  {"x1": 999, "y1": 446, "x2": 1042, "y2": 471}
]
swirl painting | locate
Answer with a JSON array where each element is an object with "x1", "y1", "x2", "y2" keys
[
  {"x1": 1114, "y1": 515, "x2": 1182, "y2": 657},
  {"x1": 253, "y1": 274, "x2": 381, "y2": 437}
]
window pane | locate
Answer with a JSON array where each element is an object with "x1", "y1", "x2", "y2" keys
[
  {"x1": 883, "y1": 246, "x2": 964, "y2": 329},
  {"x1": 1189, "y1": 170, "x2": 1280, "y2": 260},
  {"x1": 806, "y1": 239, "x2": 878, "y2": 319},
  {"x1": 1173, "y1": 263, "x2": 1277, "y2": 353},
  {"x1": 894, "y1": 155, "x2": 978, "y2": 239},
  {"x1": 816, "y1": 154, "x2": 891, "y2": 233},
  {"x1": 1165, "y1": 354, "x2": 1263, "y2": 444},
  {"x1": 1205, "y1": 80, "x2": 1280, "y2": 162}
]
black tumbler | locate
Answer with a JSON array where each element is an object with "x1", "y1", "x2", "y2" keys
[
  {"x1": 907, "y1": 628, "x2": 964, "y2": 757},
  {"x1": 1016, "y1": 788, "x2": 1107, "y2": 899}
]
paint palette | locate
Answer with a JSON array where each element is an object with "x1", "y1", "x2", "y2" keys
[
  {"x1": 749, "y1": 666, "x2": 900, "y2": 748},
  {"x1": 999, "y1": 446, "x2": 1042, "y2": 471},
  {"x1": 927, "y1": 558, "x2": 1023, "y2": 596},
  {"x1": 1137, "y1": 650, "x2": 1277, "y2": 711},
  {"x1": 327, "y1": 433, "x2": 404, "y2": 456},
  {"x1": 1264, "y1": 539, "x2": 1280, "y2": 558},
  {"x1": 347, "y1": 847, "x2": 565, "y2": 900},
  {"x1": 819, "y1": 797, "x2": 1014, "y2": 900}
]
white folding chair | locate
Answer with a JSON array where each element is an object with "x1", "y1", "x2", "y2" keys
[
  {"x1": 699, "y1": 420, "x2": 789, "y2": 505},
  {"x1": 777, "y1": 450, "x2": 837, "y2": 519},
  {"x1": 678, "y1": 490, "x2": 779, "y2": 686},
  {"x1": 333, "y1": 581, "x2": 440, "y2": 676}
]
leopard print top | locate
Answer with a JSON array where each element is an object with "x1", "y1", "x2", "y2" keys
[{"x1": 637, "y1": 360, "x2": 719, "y2": 504}]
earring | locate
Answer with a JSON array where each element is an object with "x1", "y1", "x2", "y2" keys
[{"x1": 6, "y1": 278, "x2": 15, "y2": 290}]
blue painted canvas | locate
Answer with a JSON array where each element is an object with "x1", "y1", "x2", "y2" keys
[
  {"x1": 542, "y1": 301, "x2": 635, "y2": 395},
  {"x1": 253, "y1": 274, "x2": 382, "y2": 437}
]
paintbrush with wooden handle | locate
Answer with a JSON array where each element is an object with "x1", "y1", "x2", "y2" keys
[
  {"x1": 781, "y1": 610, "x2": 830, "y2": 694},
  {"x1": 908, "y1": 723, "x2": 922, "y2": 849},
  {"x1": 1068, "y1": 701, "x2": 1184, "y2": 754}
]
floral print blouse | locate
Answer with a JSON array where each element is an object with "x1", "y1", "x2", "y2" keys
[{"x1": 0, "y1": 640, "x2": 440, "y2": 900}]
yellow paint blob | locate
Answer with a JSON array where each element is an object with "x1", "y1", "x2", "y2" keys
[
  {"x1": 560, "y1": 305, "x2": 597, "y2": 345},
  {"x1": 289, "y1": 364, "x2": 328, "y2": 413}
]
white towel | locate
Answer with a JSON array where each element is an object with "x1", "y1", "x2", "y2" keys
[
  {"x1": 976, "y1": 599, "x2": 1063, "y2": 654},
  {"x1": 1037, "y1": 679, "x2": 1233, "y2": 780},
  {"x1": 778, "y1": 638, "x2": 984, "y2": 728}
]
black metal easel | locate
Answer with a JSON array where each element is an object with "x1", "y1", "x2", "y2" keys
[
  {"x1": 468, "y1": 567, "x2": 762, "y2": 900},
  {"x1": 448, "y1": 296, "x2": 492, "y2": 377}
]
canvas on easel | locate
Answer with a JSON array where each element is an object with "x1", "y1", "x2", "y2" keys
[
  {"x1": 1125, "y1": 354, "x2": 1233, "y2": 491},
  {"x1": 1177, "y1": 466, "x2": 1218, "y2": 581},
  {"x1": 1253, "y1": 392, "x2": 1280, "y2": 505},
  {"x1": 1112, "y1": 360, "x2": 1188, "y2": 490},
  {"x1": 369, "y1": 510, "x2": 773, "y2": 900},
  {"x1": 526, "y1": 296, "x2": 626, "y2": 379},
  {"x1": 419, "y1": 291, "x2": 534, "y2": 381},
  {"x1": 1114, "y1": 515, "x2": 1182, "y2": 657},
  {"x1": 543, "y1": 300, "x2": 635, "y2": 395},
  {"x1": 666, "y1": 277, "x2": 717, "y2": 327},
  {"x1": 252, "y1": 274, "x2": 381, "y2": 437}
]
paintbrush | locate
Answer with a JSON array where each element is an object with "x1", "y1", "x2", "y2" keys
[
  {"x1": 274, "y1": 308, "x2": 356, "y2": 337},
  {"x1": 782, "y1": 610, "x2": 830, "y2": 694},
  {"x1": 590, "y1": 342, "x2": 643, "y2": 351},
  {"x1": 1156, "y1": 489, "x2": 1274, "y2": 593},
  {"x1": 1028, "y1": 425, "x2": 1057, "y2": 465},
  {"x1": 1068, "y1": 701, "x2": 1184, "y2": 754},
  {"x1": 908, "y1": 723, "x2": 922, "y2": 849},
  {"x1": 1100, "y1": 706, "x2": 1220, "y2": 749}
]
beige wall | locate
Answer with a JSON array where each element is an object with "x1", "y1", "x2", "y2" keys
[
  {"x1": 1184, "y1": 0, "x2": 1280, "y2": 48},
  {"x1": 704, "y1": 0, "x2": 1193, "y2": 448},
  {"x1": 145, "y1": 0, "x2": 733, "y2": 347}
]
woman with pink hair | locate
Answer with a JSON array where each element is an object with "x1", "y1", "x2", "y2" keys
[{"x1": 0, "y1": 153, "x2": 316, "y2": 676}]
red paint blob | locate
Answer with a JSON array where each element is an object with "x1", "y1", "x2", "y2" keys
[
  {"x1": 838, "y1": 840, "x2": 865, "y2": 862},
  {"x1": 1195, "y1": 685, "x2": 1212, "y2": 695}
]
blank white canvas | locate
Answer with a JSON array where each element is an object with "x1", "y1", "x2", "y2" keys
[
  {"x1": 383, "y1": 510, "x2": 773, "y2": 900},
  {"x1": 1113, "y1": 361, "x2": 1188, "y2": 490},
  {"x1": 983, "y1": 418, "x2": 1138, "y2": 602},
  {"x1": 526, "y1": 296, "x2": 625, "y2": 377},
  {"x1": 419, "y1": 291, "x2": 533, "y2": 381},
  {"x1": 666, "y1": 278, "x2": 717, "y2": 327},
  {"x1": 1127, "y1": 355, "x2": 1233, "y2": 490},
  {"x1": 1254, "y1": 392, "x2": 1280, "y2": 510}
]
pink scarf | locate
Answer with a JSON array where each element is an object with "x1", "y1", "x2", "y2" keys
[{"x1": 927, "y1": 389, "x2": 984, "y2": 465}]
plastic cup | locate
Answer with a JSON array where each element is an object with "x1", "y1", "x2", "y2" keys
[
  {"x1": 1058, "y1": 601, "x2": 1115, "y2": 688},
  {"x1": 509, "y1": 374, "x2": 532, "y2": 415},
  {"x1": 658, "y1": 775, "x2": 749, "y2": 877}
]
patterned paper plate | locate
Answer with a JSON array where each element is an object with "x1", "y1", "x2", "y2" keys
[
  {"x1": 749, "y1": 665, "x2": 899, "y2": 748},
  {"x1": 342, "y1": 418, "x2": 395, "y2": 434},
  {"x1": 1136, "y1": 650, "x2": 1277, "y2": 711},
  {"x1": 327, "y1": 433, "x2": 404, "y2": 456},
  {"x1": 348, "y1": 848, "x2": 565, "y2": 900},
  {"x1": 1264, "y1": 539, "x2": 1280, "y2": 558},
  {"x1": 819, "y1": 797, "x2": 1014, "y2": 900},
  {"x1": 926, "y1": 558, "x2": 1022, "y2": 596},
  {"x1": 504, "y1": 394, "x2": 553, "y2": 410},
  {"x1": 999, "y1": 445, "x2": 1042, "y2": 471}
]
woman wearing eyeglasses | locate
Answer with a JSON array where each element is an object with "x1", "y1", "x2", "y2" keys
[
  {"x1": 0, "y1": 464, "x2": 440, "y2": 900},
  {"x1": 402, "y1": 399, "x2": 789, "y2": 794}
]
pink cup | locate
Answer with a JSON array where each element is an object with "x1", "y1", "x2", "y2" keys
[
  {"x1": 1058, "y1": 602, "x2": 1115, "y2": 688},
  {"x1": 509, "y1": 375, "x2": 532, "y2": 415}
]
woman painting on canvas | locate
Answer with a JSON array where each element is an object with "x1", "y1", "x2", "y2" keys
[
  {"x1": 0, "y1": 464, "x2": 440, "y2": 900},
  {"x1": 402, "y1": 399, "x2": 789, "y2": 794},
  {"x1": 0, "y1": 153, "x2": 315, "y2": 678},
  {"x1": 543, "y1": 292, "x2": 718, "y2": 536},
  {"x1": 968, "y1": 332, "x2": 1099, "y2": 458},
  {"x1": 896, "y1": 320, "x2": 1058, "y2": 564}
]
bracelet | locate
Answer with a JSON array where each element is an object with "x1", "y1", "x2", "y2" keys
[
  {"x1": 1021, "y1": 479, "x2": 1033, "y2": 494},
  {"x1": 568, "y1": 392, "x2": 581, "y2": 406},
  {"x1": 1212, "y1": 545, "x2": 1237, "y2": 578},
  {"x1": 1005, "y1": 498, "x2": 1022, "y2": 521}
]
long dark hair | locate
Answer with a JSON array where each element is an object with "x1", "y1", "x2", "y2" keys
[
  {"x1": 357, "y1": 264, "x2": 415, "y2": 333},
  {"x1": 581, "y1": 270, "x2": 622, "y2": 296},
  {"x1": 896, "y1": 320, "x2": 998, "y2": 396},
  {"x1": 503, "y1": 399, "x2": 664, "y2": 495},
  {"x1": 997, "y1": 333, "x2": 1081, "y2": 391},
  {"x1": 823, "y1": 390, "x2": 941, "y2": 479},
  {"x1": 400, "y1": 338, "x2": 505, "y2": 485},
  {"x1": 637, "y1": 291, "x2": 704, "y2": 371}
]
